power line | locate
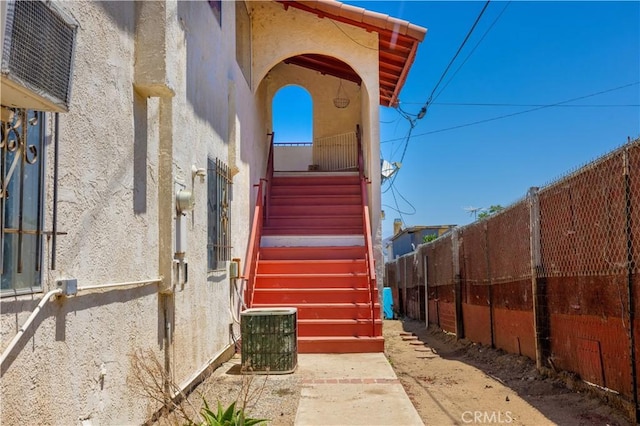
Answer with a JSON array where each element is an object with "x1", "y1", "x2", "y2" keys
[
  {"x1": 421, "y1": 0, "x2": 492, "y2": 111},
  {"x1": 391, "y1": 0, "x2": 494, "y2": 162},
  {"x1": 399, "y1": 102, "x2": 640, "y2": 108},
  {"x1": 386, "y1": 182, "x2": 417, "y2": 226},
  {"x1": 432, "y1": 1, "x2": 511, "y2": 104},
  {"x1": 381, "y1": 81, "x2": 640, "y2": 144}
]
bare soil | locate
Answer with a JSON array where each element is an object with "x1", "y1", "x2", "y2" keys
[
  {"x1": 152, "y1": 319, "x2": 635, "y2": 425},
  {"x1": 384, "y1": 318, "x2": 634, "y2": 426}
]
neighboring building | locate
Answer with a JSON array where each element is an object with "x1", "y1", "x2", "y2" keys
[
  {"x1": 0, "y1": 1, "x2": 425, "y2": 423},
  {"x1": 389, "y1": 225, "x2": 456, "y2": 259}
]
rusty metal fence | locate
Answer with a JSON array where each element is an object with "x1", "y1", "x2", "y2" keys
[{"x1": 385, "y1": 139, "x2": 639, "y2": 421}]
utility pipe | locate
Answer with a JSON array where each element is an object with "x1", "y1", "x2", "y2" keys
[
  {"x1": 51, "y1": 113, "x2": 59, "y2": 270},
  {"x1": 76, "y1": 278, "x2": 161, "y2": 292},
  {"x1": 1, "y1": 279, "x2": 162, "y2": 370},
  {"x1": 0, "y1": 288, "x2": 63, "y2": 368}
]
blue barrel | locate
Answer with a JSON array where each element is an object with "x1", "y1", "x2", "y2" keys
[{"x1": 382, "y1": 287, "x2": 394, "y2": 319}]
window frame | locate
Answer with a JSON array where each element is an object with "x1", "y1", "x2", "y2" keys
[
  {"x1": 207, "y1": 157, "x2": 232, "y2": 272},
  {"x1": 1, "y1": 108, "x2": 46, "y2": 297}
]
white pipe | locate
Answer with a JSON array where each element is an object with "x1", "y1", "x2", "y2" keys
[
  {"x1": 76, "y1": 278, "x2": 161, "y2": 292},
  {"x1": 0, "y1": 288, "x2": 63, "y2": 368}
]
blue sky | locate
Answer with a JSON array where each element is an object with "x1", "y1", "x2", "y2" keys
[{"x1": 274, "y1": 1, "x2": 640, "y2": 238}]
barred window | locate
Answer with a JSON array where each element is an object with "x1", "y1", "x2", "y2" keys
[
  {"x1": 208, "y1": 158, "x2": 231, "y2": 271},
  {"x1": 1, "y1": 109, "x2": 46, "y2": 296}
]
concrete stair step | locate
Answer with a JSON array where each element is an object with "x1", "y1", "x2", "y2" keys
[
  {"x1": 271, "y1": 185, "x2": 360, "y2": 196},
  {"x1": 270, "y1": 204, "x2": 361, "y2": 216},
  {"x1": 251, "y1": 288, "x2": 371, "y2": 304},
  {"x1": 298, "y1": 336, "x2": 384, "y2": 353},
  {"x1": 298, "y1": 319, "x2": 383, "y2": 337},
  {"x1": 266, "y1": 215, "x2": 362, "y2": 229},
  {"x1": 255, "y1": 273, "x2": 369, "y2": 288},
  {"x1": 258, "y1": 246, "x2": 366, "y2": 260},
  {"x1": 272, "y1": 175, "x2": 360, "y2": 186},
  {"x1": 262, "y1": 226, "x2": 363, "y2": 236},
  {"x1": 270, "y1": 194, "x2": 361, "y2": 206},
  {"x1": 251, "y1": 302, "x2": 381, "y2": 320},
  {"x1": 257, "y1": 259, "x2": 367, "y2": 274}
]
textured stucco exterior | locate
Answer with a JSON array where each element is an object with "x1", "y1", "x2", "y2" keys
[
  {"x1": 0, "y1": 0, "x2": 414, "y2": 423},
  {"x1": 1, "y1": 1, "x2": 261, "y2": 424},
  {"x1": 252, "y1": 1, "x2": 383, "y2": 288}
]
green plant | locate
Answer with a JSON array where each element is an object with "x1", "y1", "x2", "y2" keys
[
  {"x1": 423, "y1": 234, "x2": 438, "y2": 243},
  {"x1": 477, "y1": 204, "x2": 504, "y2": 220},
  {"x1": 199, "y1": 399, "x2": 268, "y2": 426}
]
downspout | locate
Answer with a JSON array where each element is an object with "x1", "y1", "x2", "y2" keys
[
  {"x1": 158, "y1": 96, "x2": 175, "y2": 396},
  {"x1": 51, "y1": 113, "x2": 59, "y2": 270}
]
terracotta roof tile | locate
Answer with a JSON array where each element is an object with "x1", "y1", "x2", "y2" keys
[{"x1": 276, "y1": 0, "x2": 427, "y2": 107}]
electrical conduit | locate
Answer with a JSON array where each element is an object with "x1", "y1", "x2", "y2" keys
[{"x1": 0, "y1": 288, "x2": 63, "y2": 368}]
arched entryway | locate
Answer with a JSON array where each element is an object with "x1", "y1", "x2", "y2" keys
[
  {"x1": 272, "y1": 85, "x2": 313, "y2": 143},
  {"x1": 264, "y1": 55, "x2": 363, "y2": 172}
]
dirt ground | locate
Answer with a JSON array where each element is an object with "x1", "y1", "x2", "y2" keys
[
  {"x1": 384, "y1": 319, "x2": 634, "y2": 426},
  {"x1": 152, "y1": 319, "x2": 635, "y2": 425}
]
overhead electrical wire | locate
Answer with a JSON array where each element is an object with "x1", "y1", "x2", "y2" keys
[
  {"x1": 384, "y1": 0, "x2": 495, "y2": 185},
  {"x1": 382, "y1": 81, "x2": 640, "y2": 144},
  {"x1": 399, "y1": 102, "x2": 640, "y2": 108},
  {"x1": 420, "y1": 0, "x2": 492, "y2": 114},
  {"x1": 431, "y1": 1, "x2": 511, "y2": 104}
]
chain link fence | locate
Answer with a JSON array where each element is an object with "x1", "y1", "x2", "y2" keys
[{"x1": 385, "y1": 139, "x2": 639, "y2": 420}]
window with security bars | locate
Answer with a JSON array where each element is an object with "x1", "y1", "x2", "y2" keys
[
  {"x1": 208, "y1": 158, "x2": 232, "y2": 271},
  {"x1": 1, "y1": 109, "x2": 46, "y2": 295}
]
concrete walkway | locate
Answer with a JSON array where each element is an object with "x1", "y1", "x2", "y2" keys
[{"x1": 294, "y1": 353, "x2": 424, "y2": 426}]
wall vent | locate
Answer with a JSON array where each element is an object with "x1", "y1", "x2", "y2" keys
[{"x1": 1, "y1": 0, "x2": 77, "y2": 112}]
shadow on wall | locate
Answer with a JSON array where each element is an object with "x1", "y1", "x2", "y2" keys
[{"x1": 1, "y1": 284, "x2": 158, "y2": 376}]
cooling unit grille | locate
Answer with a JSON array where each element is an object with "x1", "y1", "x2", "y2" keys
[{"x1": 2, "y1": 0, "x2": 77, "y2": 109}]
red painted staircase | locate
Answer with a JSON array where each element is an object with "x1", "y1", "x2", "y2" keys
[{"x1": 244, "y1": 167, "x2": 383, "y2": 353}]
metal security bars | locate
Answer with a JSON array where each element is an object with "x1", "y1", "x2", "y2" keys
[
  {"x1": 207, "y1": 158, "x2": 232, "y2": 271},
  {"x1": 1, "y1": 108, "x2": 45, "y2": 295}
]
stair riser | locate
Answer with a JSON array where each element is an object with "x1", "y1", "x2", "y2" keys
[
  {"x1": 266, "y1": 216, "x2": 362, "y2": 228},
  {"x1": 262, "y1": 227, "x2": 363, "y2": 236},
  {"x1": 270, "y1": 195, "x2": 362, "y2": 206},
  {"x1": 298, "y1": 338, "x2": 384, "y2": 353},
  {"x1": 270, "y1": 205, "x2": 361, "y2": 216},
  {"x1": 257, "y1": 261, "x2": 367, "y2": 274},
  {"x1": 298, "y1": 321, "x2": 383, "y2": 337},
  {"x1": 301, "y1": 307, "x2": 381, "y2": 320},
  {"x1": 272, "y1": 177, "x2": 360, "y2": 186},
  {"x1": 252, "y1": 289, "x2": 371, "y2": 304},
  {"x1": 250, "y1": 304, "x2": 381, "y2": 320},
  {"x1": 271, "y1": 186, "x2": 360, "y2": 196},
  {"x1": 255, "y1": 275, "x2": 369, "y2": 288},
  {"x1": 259, "y1": 247, "x2": 366, "y2": 260}
]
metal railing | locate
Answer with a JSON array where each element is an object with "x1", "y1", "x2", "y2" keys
[
  {"x1": 356, "y1": 125, "x2": 377, "y2": 336},
  {"x1": 313, "y1": 131, "x2": 358, "y2": 171},
  {"x1": 243, "y1": 132, "x2": 274, "y2": 307}
]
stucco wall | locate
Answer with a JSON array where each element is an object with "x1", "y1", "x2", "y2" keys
[
  {"x1": 0, "y1": 1, "x2": 262, "y2": 424},
  {"x1": 251, "y1": 1, "x2": 383, "y2": 285},
  {"x1": 274, "y1": 145, "x2": 313, "y2": 171}
]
